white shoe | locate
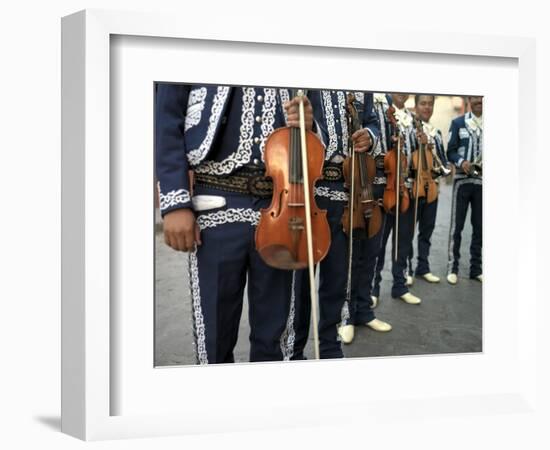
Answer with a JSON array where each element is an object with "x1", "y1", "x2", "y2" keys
[
  {"x1": 447, "y1": 273, "x2": 458, "y2": 285},
  {"x1": 399, "y1": 292, "x2": 421, "y2": 305},
  {"x1": 475, "y1": 274, "x2": 483, "y2": 282},
  {"x1": 366, "y1": 318, "x2": 392, "y2": 332},
  {"x1": 338, "y1": 324, "x2": 355, "y2": 344},
  {"x1": 370, "y1": 295, "x2": 378, "y2": 309},
  {"x1": 421, "y1": 273, "x2": 440, "y2": 283},
  {"x1": 406, "y1": 275, "x2": 414, "y2": 286}
]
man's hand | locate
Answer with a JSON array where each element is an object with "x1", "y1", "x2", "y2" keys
[
  {"x1": 417, "y1": 130, "x2": 428, "y2": 146},
  {"x1": 284, "y1": 95, "x2": 314, "y2": 131},
  {"x1": 391, "y1": 135, "x2": 405, "y2": 148},
  {"x1": 163, "y1": 208, "x2": 201, "y2": 252},
  {"x1": 461, "y1": 160, "x2": 471, "y2": 174},
  {"x1": 351, "y1": 129, "x2": 372, "y2": 153}
]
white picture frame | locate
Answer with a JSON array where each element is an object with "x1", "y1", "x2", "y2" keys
[{"x1": 61, "y1": 8, "x2": 538, "y2": 441}]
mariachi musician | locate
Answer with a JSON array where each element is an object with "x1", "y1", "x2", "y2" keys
[
  {"x1": 337, "y1": 92, "x2": 393, "y2": 344},
  {"x1": 291, "y1": 90, "x2": 380, "y2": 359},
  {"x1": 446, "y1": 96, "x2": 483, "y2": 284},
  {"x1": 155, "y1": 84, "x2": 316, "y2": 364},
  {"x1": 372, "y1": 93, "x2": 424, "y2": 305},
  {"x1": 406, "y1": 94, "x2": 451, "y2": 284}
]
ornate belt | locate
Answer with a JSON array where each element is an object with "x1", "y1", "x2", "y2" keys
[
  {"x1": 322, "y1": 162, "x2": 344, "y2": 182},
  {"x1": 194, "y1": 168, "x2": 273, "y2": 198},
  {"x1": 375, "y1": 155, "x2": 385, "y2": 170}
]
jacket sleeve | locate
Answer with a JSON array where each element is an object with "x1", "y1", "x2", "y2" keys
[
  {"x1": 446, "y1": 119, "x2": 463, "y2": 168},
  {"x1": 362, "y1": 93, "x2": 380, "y2": 152},
  {"x1": 155, "y1": 84, "x2": 193, "y2": 216},
  {"x1": 307, "y1": 90, "x2": 327, "y2": 147}
]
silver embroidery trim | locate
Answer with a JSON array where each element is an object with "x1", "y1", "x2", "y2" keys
[
  {"x1": 196, "y1": 208, "x2": 260, "y2": 230},
  {"x1": 279, "y1": 89, "x2": 290, "y2": 123},
  {"x1": 184, "y1": 87, "x2": 207, "y2": 132},
  {"x1": 260, "y1": 88, "x2": 277, "y2": 161},
  {"x1": 281, "y1": 271, "x2": 297, "y2": 361},
  {"x1": 353, "y1": 92, "x2": 364, "y2": 103},
  {"x1": 189, "y1": 250, "x2": 208, "y2": 365},
  {"x1": 194, "y1": 87, "x2": 255, "y2": 175},
  {"x1": 315, "y1": 186, "x2": 348, "y2": 202},
  {"x1": 373, "y1": 176, "x2": 387, "y2": 185},
  {"x1": 447, "y1": 177, "x2": 482, "y2": 274},
  {"x1": 322, "y1": 91, "x2": 338, "y2": 160},
  {"x1": 337, "y1": 91, "x2": 349, "y2": 157},
  {"x1": 340, "y1": 299, "x2": 350, "y2": 330},
  {"x1": 157, "y1": 183, "x2": 191, "y2": 211},
  {"x1": 188, "y1": 86, "x2": 231, "y2": 167},
  {"x1": 373, "y1": 100, "x2": 388, "y2": 157}
]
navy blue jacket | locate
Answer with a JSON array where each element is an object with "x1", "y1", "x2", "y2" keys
[
  {"x1": 155, "y1": 85, "x2": 292, "y2": 215},
  {"x1": 309, "y1": 90, "x2": 379, "y2": 162},
  {"x1": 307, "y1": 90, "x2": 380, "y2": 201},
  {"x1": 447, "y1": 112, "x2": 483, "y2": 175}
]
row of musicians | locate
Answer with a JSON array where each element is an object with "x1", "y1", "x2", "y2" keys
[{"x1": 155, "y1": 86, "x2": 483, "y2": 363}]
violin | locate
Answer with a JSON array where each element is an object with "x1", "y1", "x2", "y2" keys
[
  {"x1": 411, "y1": 117, "x2": 438, "y2": 204},
  {"x1": 255, "y1": 89, "x2": 331, "y2": 271},
  {"x1": 341, "y1": 93, "x2": 382, "y2": 239},
  {"x1": 383, "y1": 105, "x2": 410, "y2": 215}
]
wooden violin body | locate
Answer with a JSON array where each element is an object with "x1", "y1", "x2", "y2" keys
[
  {"x1": 255, "y1": 127, "x2": 330, "y2": 270},
  {"x1": 411, "y1": 118, "x2": 438, "y2": 204},
  {"x1": 341, "y1": 93, "x2": 382, "y2": 239},
  {"x1": 383, "y1": 106, "x2": 410, "y2": 215},
  {"x1": 342, "y1": 152, "x2": 382, "y2": 239}
]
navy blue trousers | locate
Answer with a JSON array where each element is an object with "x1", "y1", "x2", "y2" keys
[
  {"x1": 447, "y1": 178, "x2": 482, "y2": 278},
  {"x1": 372, "y1": 192, "x2": 415, "y2": 298},
  {"x1": 292, "y1": 192, "x2": 347, "y2": 360},
  {"x1": 190, "y1": 187, "x2": 294, "y2": 364},
  {"x1": 347, "y1": 184, "x2": 386, "y2": 325},
  {"x1": 407, "y1": 197, "x2": 439, "y2": 276}
]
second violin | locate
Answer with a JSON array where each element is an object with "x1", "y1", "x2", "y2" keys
[{"x1": 341, "y1": 93, "x2": 382, "y2": 240}]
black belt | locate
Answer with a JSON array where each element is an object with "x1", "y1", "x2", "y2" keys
[
  {"x1": 194, "y1": 167, "x2": 273, "y2": 198},
  {"x1": 194, "y1": 162, "x2": 345, "y2": 198}
]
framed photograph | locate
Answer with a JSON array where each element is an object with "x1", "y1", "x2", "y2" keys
[{"x1": 61, "y1": 8, "x2": 537, "y2": 441}]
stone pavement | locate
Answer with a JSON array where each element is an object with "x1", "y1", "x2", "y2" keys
[{"x1": 154, "y1": 181, "x2": 482, "y2": 366}]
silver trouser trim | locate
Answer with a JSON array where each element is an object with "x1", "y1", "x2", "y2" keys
[
  {"x1": 188, "y1": 250, "x2": 208, "y2": 365},
  {"x1": 446, "y1": 177, "x2": 482, "y2": 274},
  {"x1": 280, "y1": 271, "x2": 297, "y2": 361}
]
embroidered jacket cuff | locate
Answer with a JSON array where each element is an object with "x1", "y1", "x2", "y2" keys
[
  {"x1": 366, "y1": 127, "x2": 379, "y2": 152},
  {"x1": 158, "y1": 187, "x2": 193, "y2": 217}
]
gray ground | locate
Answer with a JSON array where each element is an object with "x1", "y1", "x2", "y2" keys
[{"x1": 154, "y1": 180, "x2": 481, "y2": 366}]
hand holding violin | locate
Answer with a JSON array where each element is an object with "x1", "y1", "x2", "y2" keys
[
  {"x1": 351, "y1": 128, "x2": 372, "y2": 153},
  {"x1": 417, "y1": 129, "x2": 428, "y2": 146},
  {"x1": 284, "y1": 96, "x2": 314, "y2": 130}
]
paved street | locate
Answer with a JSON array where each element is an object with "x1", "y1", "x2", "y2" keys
[{"x1": 154, "y1": 180, "x2": 482, "y2": 366}]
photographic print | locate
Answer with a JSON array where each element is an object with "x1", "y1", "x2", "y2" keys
[{"x1": 154, "y1": 84, "x2": 482, "y2": 366}]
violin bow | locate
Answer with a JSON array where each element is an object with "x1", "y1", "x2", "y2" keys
[
  {"x1": 297, "y1": 89, "x2": 320, "y2": 360},
  {"x1": 394, "y1": 128, "x2": 401, "y2": 262},
  {"x1": 413, "y1": 117, "x2": 427, "y2": 239},
  {"x1": 413, "y1": 119, "x2": 422, "y2": 239},
  {"x1": 344, "y1": 95, "x2": 356, "y2": 327}
]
